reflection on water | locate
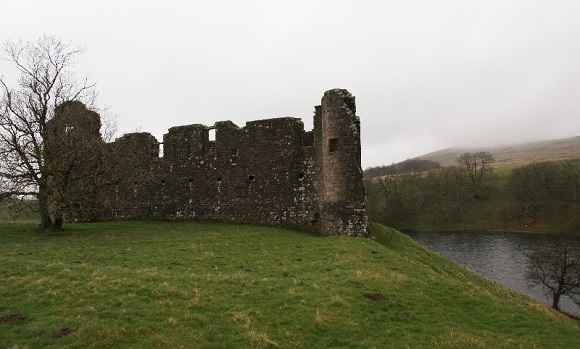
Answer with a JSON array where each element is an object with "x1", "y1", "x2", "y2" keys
[{"x1": 403, "y1": 230, "x2": 580, "y2": 316}]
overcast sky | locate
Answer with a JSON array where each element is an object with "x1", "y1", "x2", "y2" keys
[{"x1": 2, "y1": 0, "x2": 580, "y2": 168}]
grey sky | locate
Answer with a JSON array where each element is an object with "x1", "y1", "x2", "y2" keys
[{"x1": 2, "y1": 0, "x2": 580, "y2": 168}]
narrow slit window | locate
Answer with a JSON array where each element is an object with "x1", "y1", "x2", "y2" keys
[
  {"x1": 329, "y1": 138, "x2": 339, "y2": 153},
  {"x1": 230, "y1": 148, "x2": 239, "y2": 165},
  {"x1": 189, "y1": 178, "x2": 194, "y2": 189}
]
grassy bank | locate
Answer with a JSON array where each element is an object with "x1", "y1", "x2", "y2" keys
[{"x1": 1, "y1": 221, "x2": 579, "y2": 348}]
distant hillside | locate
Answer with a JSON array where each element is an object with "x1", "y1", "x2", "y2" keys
[
  {"x1": 363, "y1": 159, "x2": 440, "y2": 178},
  {"x1": 415, "y1": 135, "x2": 580, "y2": 167}
]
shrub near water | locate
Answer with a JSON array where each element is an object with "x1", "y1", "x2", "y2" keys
[{"x1": 1, "y1": 221, "x2": 580, "y2": 348}]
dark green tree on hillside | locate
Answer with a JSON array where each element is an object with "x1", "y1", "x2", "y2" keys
[
  {"x1": 509, "y1": 162, "x2": 557, "y2": 220},
  {"x1": 562, "y1": 159, "x2": 580, "y2": 203},
  {"x1": 421, "y1": 165, "x2": 469, "y2": 223},
  {"x1": 363, "y1": 159, "x2": 440, "y2": 178},
  {"x1": 364, "y1": 172, "x2": 424, "y2": 227},
  {"x1": 456, "y1": 151, "x2": 495, "y2": 199}
]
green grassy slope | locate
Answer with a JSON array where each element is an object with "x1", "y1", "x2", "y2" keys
[{"x1": 1, "y1": 221, "x2": 579, "y2": 348}]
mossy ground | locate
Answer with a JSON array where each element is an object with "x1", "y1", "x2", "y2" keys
[{"x1": 1, "y1": 221, "x2": 579, "y2": 348}]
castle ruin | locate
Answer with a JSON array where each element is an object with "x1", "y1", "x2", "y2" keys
[{"x1": 55, "y1": 89, "x2": 368, "y2": 236}]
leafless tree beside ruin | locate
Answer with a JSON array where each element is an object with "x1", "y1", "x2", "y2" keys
[{"x1": 0, "y1": 35, "x2": 107, "y2": 231}]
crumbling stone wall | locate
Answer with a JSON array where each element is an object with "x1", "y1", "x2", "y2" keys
[{"x1": 64, "y1": 89, "x2": 368, "y2": 236}]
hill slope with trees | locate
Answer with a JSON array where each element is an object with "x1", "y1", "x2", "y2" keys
[{"x1": 365, "y1": 150, "x2": 580, "y2": 233}]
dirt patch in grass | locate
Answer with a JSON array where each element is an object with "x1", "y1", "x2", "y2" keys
[
  {"x1": 52, "y1": 327, "x2": 74, "y2": 339},
  {"x1": 0, "y1": 313, "x2": 25, "y2": 324},
  {"x1": 363, "y1": 293, "x2": 384, "y2": 301}
]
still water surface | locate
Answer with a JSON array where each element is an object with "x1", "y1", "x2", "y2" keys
[{"x1": 403, "y1": 230, "x2": 580, "y2": 316}]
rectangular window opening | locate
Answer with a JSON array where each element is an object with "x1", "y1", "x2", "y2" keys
[
  {"x1": 208, "y1": 129, "x2": 216, "y2": 142},
  {"x1": 230, "y1": 148, "x2": 239, "y2": 165},
  {"x1": 329, "y1": 138, "x2": 339, "y2": 153}
]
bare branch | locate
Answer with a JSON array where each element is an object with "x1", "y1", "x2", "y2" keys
[
  {"x1": 525, "y1": 241, "x2": 580, "y2": 311},
  {"x1": 1, "y1": 35, "x2": 99, "y2": 231}
]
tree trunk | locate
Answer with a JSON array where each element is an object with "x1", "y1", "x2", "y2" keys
[
  {"x1": 37, "y1": 182, "x2": 52, "y2": 232},
  {"x1": 37, "y1": 181, "x2": 63, "y2": 232},
  {"x1": 551, "y1": 279, "x2": 565, "y2": 311},
  {"x1": 552, "y1": 292, "x2": 561, "y2": 310},
  {"x1": 51, "y1": 213, "x2": 64, "y2": 231},
  {"x1": 38, "y1": 213, "x2": 53, "y2": 232}
]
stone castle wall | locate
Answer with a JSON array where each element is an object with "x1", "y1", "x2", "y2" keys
[{"x1": 62, "y1": 89, "x2": 368, "y2": 236}]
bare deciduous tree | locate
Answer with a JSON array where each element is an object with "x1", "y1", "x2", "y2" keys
[
  {"x1": 525, "y1": 242, "x2": 580, "y2": 311},
  {"x1": 421, "y1": 165, "x2": 468, "y2": 223},
  {"x1": 439, "y1": 165, "x2": 468, "y2": 217},
  {"x1": 456, "y1": 151, "x2": 495, "y2": 199},
  {"x1": 0, "y1": 35, "x2": 98, "y2": 231},
  {"x1": 509, "y1": 162, "x2": 556, "y2": 220}
]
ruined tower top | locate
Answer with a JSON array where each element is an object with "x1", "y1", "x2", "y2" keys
[{"x1": 316, "y1": 89, "x2": 368, "y2": 236}]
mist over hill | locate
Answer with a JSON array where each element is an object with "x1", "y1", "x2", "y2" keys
[{"x1": 414, "y1": 135, "x2": 580, "y2": 167}]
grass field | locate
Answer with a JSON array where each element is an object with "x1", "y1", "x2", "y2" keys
[{"x1": 1, "y1": 221, "x2": 579, "y2": 348}]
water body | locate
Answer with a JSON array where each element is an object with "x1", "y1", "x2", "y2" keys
[{"x1": 403, "y1": 230, "x2": 580, "y2": 316}]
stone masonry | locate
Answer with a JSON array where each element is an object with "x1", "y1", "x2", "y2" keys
[{"x1": 61, "y1": 89, "x2": 368, "y2": 236}]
